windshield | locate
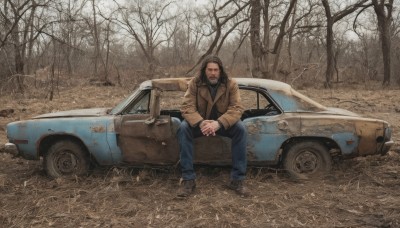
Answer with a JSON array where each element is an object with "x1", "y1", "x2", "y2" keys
[
  {"x1": 291, "y1": 89, "x2": 327, "y2": 112},
  {"x1": 268, "y1": 88, "x2": 327, "y2": 112},
  {"x1": 109, "y1": 89, "x2": 140, "y2": 115}
]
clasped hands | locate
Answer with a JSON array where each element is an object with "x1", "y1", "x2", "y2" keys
[{"x1": 199, "y1": 120, "x2": 221, "y2": 136}]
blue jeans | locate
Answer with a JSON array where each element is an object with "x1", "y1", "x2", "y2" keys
[{"x1": 178, "y1": 120, "x2": 247, "y2": 181}]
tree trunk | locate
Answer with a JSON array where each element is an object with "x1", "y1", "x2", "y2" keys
[
  {"x1": 272, "y1": 43, "x2": 283, "y2": 80},
  {"x1": 11, "y1": 21, "x2": 24, "y2": 92},
  {"x1": 26, "y1": 10, "x2": 35, "y2": 75},
  {"x1": 322, "y1": 0, "x2": 368, "y2": 88},
  {"x1": 104, "y1": 22, "x2": 110, "y2": 82},
  {"x1": 322, "y1": 0, "x2": 334, "y2": 88},
  {"x1": 287, "y1": 2, "x2": 297, "y2": 72},
  {"x1": 372, "y1": 0, "x2": 393, "y2": 86},
  {"x1": 66, "y1": 0, "x2": 73, "y2": 75},
  {"x1": 271, "y1": 0, "x2": 297, "y2": 80},
  {"x1": 262, "y1": 0, "x2": 270, "y2": 77},
  {"x1": 380, "y1": 21, "x2": 391, "y2": 85},
  {"x1": 92, "y1": 0, "x2": 100, "y2": 78},
  {"x1": 250, "y1": 0, "x2": 263, "y2": 78},
  {"x1": 325, "y1": 18, "x2": 335, "y2": 87}
]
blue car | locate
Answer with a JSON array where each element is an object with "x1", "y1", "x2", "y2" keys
[{"x1": 5, "y1": 78, "x2": 394, "y2": 179}]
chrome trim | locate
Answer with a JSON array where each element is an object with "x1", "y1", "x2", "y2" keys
[
  {"x1": 4, "y1": 143, "x2": 18, "y2": 156},
  {"x1": 384, "y1": 140, "x2": 394, "y2": 147}
]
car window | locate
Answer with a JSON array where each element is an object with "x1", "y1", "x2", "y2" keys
[
  {"x1": 126, "y1": 91, "x2": 151, "y2": 114},
  {"x1": 157, "y1": 88, "x2": 280, "y2": 121},
  {"x1": 109, "y1": 89, "x2": 140, "y2": 114},
  {"x1": 159, "y1": 88, "x2": 273, "y2": 111},
  {"x1": 240, "y1": 88, "x2": 281, "y2": 119},
  {"x1": 240, "y1": 89, "x2": 270, "y2": 110}
]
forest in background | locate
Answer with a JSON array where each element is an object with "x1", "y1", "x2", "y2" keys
[
  {"x1": 0, "y1": 0, "x2": 399, "y2": 97},
  {"x1": 1, "y1": 2, "x2": 400, "y2": 226}
]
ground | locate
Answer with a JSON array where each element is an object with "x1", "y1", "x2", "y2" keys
[{"x1": 0, "y1": 80, "x2": 399, "y2": 227}]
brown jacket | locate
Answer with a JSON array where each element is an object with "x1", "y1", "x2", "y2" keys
[{"x1": 181, "y1": 77, "x2": 244, "y2": 129}]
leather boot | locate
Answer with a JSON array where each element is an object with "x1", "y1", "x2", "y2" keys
[
  {"x1": 177, "y1": 179, "x2": 196, "y2": 197},
  {"x1": 228, "y1": 180, "x2": 250, "y2": 197}
]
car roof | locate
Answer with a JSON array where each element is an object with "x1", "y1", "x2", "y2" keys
[
  {"x1": 140, "y1": 77, "x2": 292, "y2": 92},
  {"x1": 235, "y1": 78, "x2": 292, "y2": 91}
]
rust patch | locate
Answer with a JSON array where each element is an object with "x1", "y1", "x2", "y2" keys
[
  {"x1": 355, "y1": 121, "x2": 383, "y2": 155},
  {"x1": 91, "y1": 125, "x2": 106, "y2": 133},
  {"x1": 246, "y1": 119, "x2": 263, "y2": 135},
  {"x1": 152, "y1": 78, "x2": 190, "y2": 91},
  {"x1": 247, "y1": 123, "x2": 261, "y2": 135},
  {"x1": 301, "y1": 118, "x2": 355, "y2": 136}
]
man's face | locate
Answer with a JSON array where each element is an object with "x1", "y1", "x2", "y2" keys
[{"x1": 205, "y1": 62, "x2": 220, "y2": 85}]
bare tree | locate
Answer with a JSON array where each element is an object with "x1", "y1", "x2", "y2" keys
[
  {"x1": 182, "y1": 10, "x2": 205, "y2": 66},
  {"x1": 250, "y1": 0, "x2": 264, "y2": 78},
  {"x1": 186, "y1": 0, "x2": 250, "y2": 75},
  {"x1": 116, "y1": 0, "x2": 176, "y2": 77},
  {"x1": 58, "y1": 0, "x2": 88, "y2": 75},
  {"x1": 372, "y1": 0, "x2": 394, "y2": 86},
  {"x1": 98, "y1": 7, "x2": 120, "y2": 84},
  {"x1": 2, "y1": 0, "x2": 49, "y2": 92},
  {"x1": 91, "y1": 0, "x2": 101, "y2": 78},
  {"x1": 230, "y1": 18, "x2": 250, "y2": 70},
  {"x1": 0, "y1": 0, "x2": 398, "y2": 90},
  {"x1": 270, "y1": 0, "x2": 297, "y2": 79},
  {"x1": 321, "y1": 0, "x2": 368, "y2": 88},
  {"x1": 250, "y1": 0, "x2": 317, "y2": 79},
  {"x1": 0, "y1": 0, "x2": 32, "y2": 49}
]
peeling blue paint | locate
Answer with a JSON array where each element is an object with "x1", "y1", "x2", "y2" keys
[
  {"x1": 331, "y1": 132, "x2": 359, "y2": 155},
  {"x1": 7, "y1": 117, "x2": 121, "y2": 164},
  {"x1": 5, "y1": 77, "x2": 393, "y2": 172},
  {"x1": 244, "y1": 117, "x2": 289, "y2": 161},
  {"x1": 247, "y1": 134, "x2": 288, "y2": 161}
]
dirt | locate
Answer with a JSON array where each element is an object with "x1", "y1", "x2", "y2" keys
[{"x1": 0, "y1": 81, "x2": 399, "y2": 227}]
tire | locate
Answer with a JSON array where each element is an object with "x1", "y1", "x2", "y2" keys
[
  {"x1": 44, "y1": 140, "x2": 90, "y2": 178},
  {"x1": 283, "y1": 141, "x2": 332, "y2": 179}
]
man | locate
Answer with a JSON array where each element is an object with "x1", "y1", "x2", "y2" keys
[{"x1": 177, "y1": 55, "x2": 249, "y2": 197}]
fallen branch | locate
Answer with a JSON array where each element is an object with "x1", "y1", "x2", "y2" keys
[{"x1": 335, "y1": 100, "x2": 363, "y2": 106}]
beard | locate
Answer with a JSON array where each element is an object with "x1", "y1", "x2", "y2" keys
[{"x1": 207, "y1": 77, "x2": 219, "y2": 85}]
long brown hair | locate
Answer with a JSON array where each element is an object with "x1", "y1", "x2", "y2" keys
[{"x1": 199, "y1": 55, "x2": 228, "y2": 84}]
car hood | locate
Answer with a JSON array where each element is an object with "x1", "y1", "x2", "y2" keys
[
  {"x1": 33, "y1": 108, "x2": 109, "y2": 119},
  {"x1": 319, "y1": 107, "x2": 359, "y2": 116}
]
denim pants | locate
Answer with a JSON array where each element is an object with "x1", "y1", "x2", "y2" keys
[{"x1": 178, "y1": 120, "x2": 247, "y2": 181}]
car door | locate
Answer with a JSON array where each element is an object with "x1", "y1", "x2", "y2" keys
[
  {"x1": 159, "y1": 89, "x2": 232, "y2": 165},
  {"x1": 240, "y1": 87, "x2": 300, "y2": 165},
  {"x1": 115, "y1": 89, "x2": 179, "y2": 164}
]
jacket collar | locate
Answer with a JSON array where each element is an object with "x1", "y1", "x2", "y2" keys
[{"x1": 198, "y1": 80, "x2": 227, "y2": 105}]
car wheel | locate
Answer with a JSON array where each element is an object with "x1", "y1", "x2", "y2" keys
[
  {"x1": 283, "y1": 141, "x2": 332, "y2": 179},
  {"x1": 44, "y1": 140, "x2": 90, "y2": 178}
]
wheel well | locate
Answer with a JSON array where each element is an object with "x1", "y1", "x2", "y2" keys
[
  {"x1": 38, "y1": 135, "x2": 97, "y2": 164},
  {"x1": 281, "y1": 137, "x2": 341, "y2": 158}
]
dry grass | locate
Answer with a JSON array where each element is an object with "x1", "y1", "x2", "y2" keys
[{"x1": 0, "y1": 78, "x2": 399, "y2": 227}]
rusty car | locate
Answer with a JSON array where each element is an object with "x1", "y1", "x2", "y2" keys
[{"x1": 4, "y1": 78, "x2": 394, "y2": 179}]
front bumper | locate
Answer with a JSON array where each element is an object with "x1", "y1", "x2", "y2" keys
[
  {"x1": 4, "y1": 143, "x2": 18, "y2": 156},
  {"x1": 381, "y1": 140, "x2": 394, "y2": 155}
]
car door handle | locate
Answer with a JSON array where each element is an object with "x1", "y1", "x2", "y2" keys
[
  {"x1": 155, "y1": 119, "x2": 169, "y2": 126},
  {"x1": 144, "y1": 117, "x2": 155, "y2": 125},
  {"x1": 144, "y1": 117, "x2": 169, "y2": 126}
]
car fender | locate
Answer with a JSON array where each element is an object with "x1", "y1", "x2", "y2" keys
[
  {"x1": 7, "y1": 117, "x2": 122, "y2": 164},
  {"x1": 300, "y1": 114, "x2": 386, "y2": 156},
  {"x1": 243, "y1": 114, "x2": 300, "y2": 163}
]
